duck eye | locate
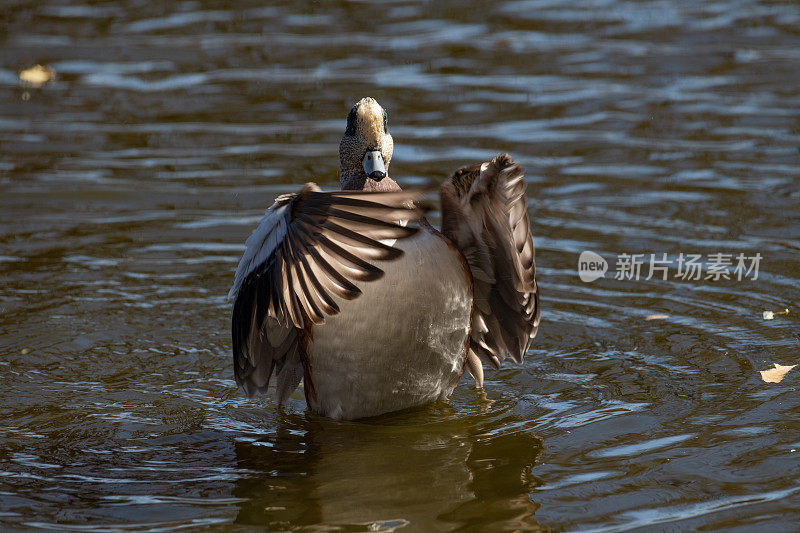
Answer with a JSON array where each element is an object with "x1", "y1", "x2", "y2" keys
[
  {"x1": 383, "y1": 111, "x2": 388, "y2": 133},
  {"x1": 345, "y1": 105, "x2": 357, "y2": 136}
]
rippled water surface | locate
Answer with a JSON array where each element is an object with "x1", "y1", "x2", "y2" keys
[{"x1": 2, "y1": 1, "x2": 800, "y2": 530}]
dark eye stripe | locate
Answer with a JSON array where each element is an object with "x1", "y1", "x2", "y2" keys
[
  {"x1": 345, "y1": 105, "x2": 357, "y2": 136},
  {"x1": 383, "y1": 110, "x2": 388, "y2": 133}
]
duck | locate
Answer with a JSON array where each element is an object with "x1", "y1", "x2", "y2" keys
[{"x1": 229, "y1": 97, "x2": 540, "y2": 420}]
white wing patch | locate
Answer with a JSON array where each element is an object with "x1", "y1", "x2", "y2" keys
[{"x1": 228, "y1": 204, "x2": 288, "y2": 301}]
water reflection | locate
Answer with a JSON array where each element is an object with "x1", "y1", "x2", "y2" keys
[{"x1": 233, "y1": 407, "x2": 543, "y2": 530}]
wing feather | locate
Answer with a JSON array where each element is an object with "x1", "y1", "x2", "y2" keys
[
  {"x1": 440, "y1": 154, "x2": 540, "y2": 381},
  {"x1": 230, "y1": 183, "x2": 427, "y2": 400}
]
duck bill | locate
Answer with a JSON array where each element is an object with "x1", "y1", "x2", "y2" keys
[{"x1": 362, "y1": 150, "x2": 386, "y2": 181}]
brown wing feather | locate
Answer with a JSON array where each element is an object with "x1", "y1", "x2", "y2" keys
[
  {"x1": 230, "y1": 184, "x2": 428, "y2": 399},
  {"x1": 440, "y1": 154, "x2": 540, "y2": 385}
]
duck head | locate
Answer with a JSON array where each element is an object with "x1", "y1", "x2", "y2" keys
[{"x1": 339, "y1": 97, "x2": 397, "y2": 191}]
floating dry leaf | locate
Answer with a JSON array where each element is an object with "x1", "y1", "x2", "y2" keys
[
  {"x1": 759, "y1": 363, "x2": 796, "y2": 383},
  {"x1": 645, "y1": 314, "x2": 669, "y2": 321},
  {"x1": 19, "y1": 64, "x2": 54, "y2": 88},
  {"x1": 762, "y1": 308, "x2": 789, "y2": 321}
]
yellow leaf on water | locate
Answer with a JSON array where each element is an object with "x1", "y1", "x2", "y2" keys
[
  {"x1": 763, "y1": 308, "x2": 789, "y2": 321},
  {"x1": 19, "y1": 64, "x2": 54, "y2": 88},
  {"x1": 645, "y1": 314, "x2": 669, "y2": 321},
  {"x1": 759, "y1": 363, "x2": 796, "y2": 383}
]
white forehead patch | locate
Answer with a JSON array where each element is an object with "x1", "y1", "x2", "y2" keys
[{"x1": 355, "y1": 99, "x2": 384, "y2": 140}]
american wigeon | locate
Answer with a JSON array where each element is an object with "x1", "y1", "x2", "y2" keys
[{"x1": 229, "y1": 97, "x2": 540, "y2": 420}]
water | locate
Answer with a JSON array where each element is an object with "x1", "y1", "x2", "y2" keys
[{"x1": 1, "y1": 0, "x2": 799, "y2": 530}]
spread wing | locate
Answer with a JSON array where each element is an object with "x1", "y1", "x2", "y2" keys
[
  {"x1": 440, "y1": 154, "x2": 540, "y2": 387},
  {"x1": 229, "y1": 183, "x2": 427, "y2": 399}
]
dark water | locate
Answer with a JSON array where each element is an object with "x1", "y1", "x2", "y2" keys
[{"x1": 2, "y1": 1, "x2": 800, "y2": 530}]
